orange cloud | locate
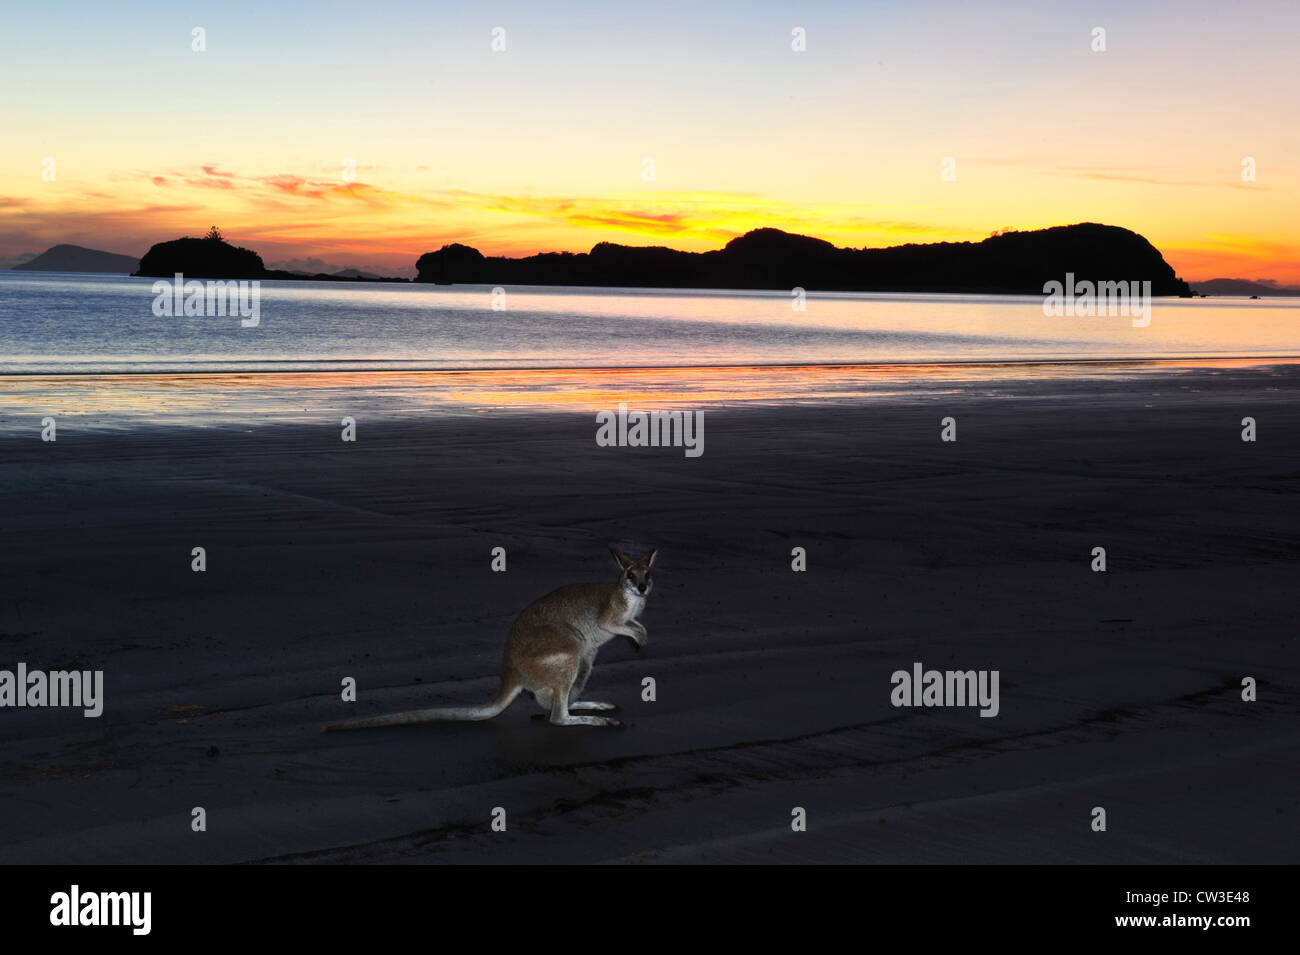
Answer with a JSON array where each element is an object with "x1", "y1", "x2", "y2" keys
[{"x1": 9, "y1": 160, "x2": 1291, "y2": 281}]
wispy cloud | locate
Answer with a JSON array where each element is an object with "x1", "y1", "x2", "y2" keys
[
  {"x1": 123, "y1": 167, "x2": 962, "y2": 249},
  {"x1": 1054, "y1": 167, "x2": 1264, "y2": 190}
]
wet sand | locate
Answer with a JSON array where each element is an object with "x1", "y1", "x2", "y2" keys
[{"x1": 0, "y1": 364, "x2": 1296, "y2": 863}]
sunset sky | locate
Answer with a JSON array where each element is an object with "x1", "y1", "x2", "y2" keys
[{"x1": 2, "y1": 0, "x2": 1297, "y2": 281}]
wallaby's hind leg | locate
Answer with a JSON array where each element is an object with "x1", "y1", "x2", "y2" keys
[
  {"x1": 567, "y1": 658, "x2": 618, "y2": 712},
  {"x1": 550, "y1": 693, "x2": 621, "y2": 727},
  {"x1": 549, "y1": 672, "x2": 621, "y2": 728},
  {"x1": 530, "y1": 684, "x2": 616, "y2": 719},
  {"x1": 570, "y1": 658, "x2": 592, "y2": 698}
]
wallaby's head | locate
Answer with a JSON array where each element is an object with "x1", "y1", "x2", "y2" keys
[{"x1": 611, "y1": 547, "x2": 657, "y2": 598}]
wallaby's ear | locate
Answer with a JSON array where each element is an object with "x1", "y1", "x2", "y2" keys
[
  {"x1": 610, "y1": 547, "x2": 634, "y2": 571},
  {"x1": 640, "y1": 548, "x2": 658, "y2": 568}
]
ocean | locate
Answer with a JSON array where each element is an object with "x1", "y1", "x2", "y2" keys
[
  {"x1": 3, "y1": 272, "x2": 1298, "y2": 373},
  {"x1": 1, "y1": 271, "x2": 1297, "y2": 427}
]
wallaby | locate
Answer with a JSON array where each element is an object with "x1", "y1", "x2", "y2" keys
[{"x1": 324, "y1": 548, "x2": 656, "y2": 731}]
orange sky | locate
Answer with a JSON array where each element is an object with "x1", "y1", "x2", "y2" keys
[{"x1": 2, "y1": 1, "x2": 1297, "y2": 282}]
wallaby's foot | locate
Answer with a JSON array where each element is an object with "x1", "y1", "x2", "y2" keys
[
  {"x1": 549, "y1": 714, "x2": 623, "y2": 728},
  {"x1": 546, "y1": 689, "x2": 622, "y2": 726},
  {"x1": 569, "y1": 700, "x2": 618, "y2": 712}
]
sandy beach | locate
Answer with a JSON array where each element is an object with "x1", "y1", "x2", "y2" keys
[{"x1": 0, "y1": 364, "x2": 1296, "y2": 864}]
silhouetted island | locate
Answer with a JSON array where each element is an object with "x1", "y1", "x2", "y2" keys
[
  {"x1": 136, "y1": 233, "x2": 266, "y2": 279},
  {"x1": 13, "y1": 244, "x2": 139, "y2": 274},
  {"x1": 416, "y1": 223, "x2": 1192, "y2": 296},
  {"x1": 135, "y1": 229, "x2": 406, "y2": 282}
]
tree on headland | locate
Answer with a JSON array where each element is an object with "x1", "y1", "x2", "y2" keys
[{"x1": 205, "y1": 226, "x2": 224, "y2": 241}]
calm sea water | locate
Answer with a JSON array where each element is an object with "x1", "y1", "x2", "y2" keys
[
  {"x1": 2, "y1": 272, "x2": 1298, "y2": 374},
  {"x1": 1, "y1": 272, "x2": 1296, "y2": 427}
]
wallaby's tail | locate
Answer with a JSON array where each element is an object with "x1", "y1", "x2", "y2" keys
[{"x1": 323, "y1": 675, "x2": 522, "y2": 732}]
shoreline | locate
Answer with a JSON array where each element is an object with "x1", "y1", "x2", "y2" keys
[
  {"x1": 2, "y1": 354, "x2": 1300, "y2": 377},
  {"x1": 14, "y1": 268, "x2": 1300, "y2": 301},
  {"x1": 1, "y1": 360, "x2": 1297, "y2": 434}
]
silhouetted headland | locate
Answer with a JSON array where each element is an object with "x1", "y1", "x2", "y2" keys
[{"x1": 416, "y1": 223, "x2": 1192, "y2": 295}]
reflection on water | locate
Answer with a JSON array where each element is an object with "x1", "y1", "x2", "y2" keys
[
  {"x1": 0, "y1": 359, "x2": 1292, "y2": 432},
  {"x1": 2, "y1": 272, "x2": 1300, "y2": 375}
]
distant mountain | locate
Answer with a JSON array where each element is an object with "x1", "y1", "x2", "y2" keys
[
  {"x1": 268, "y1": 257, "x2": 404, "y2": 278},
  {"x1": 416, "y1": 223, "x2": 1192, "y2": 296},
  {"x1": 1190, "y1": 278, "x2": 1300, "y2": 296},
  {"x1": 13, "y1": 244, "x2": 139, "y2": 273},
  {"x1": 0, "y1": 251, "x2": 40, "y2": 269},
  {"x1": 289, "y1": 269, "x2": 406, "y2": 283}
]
